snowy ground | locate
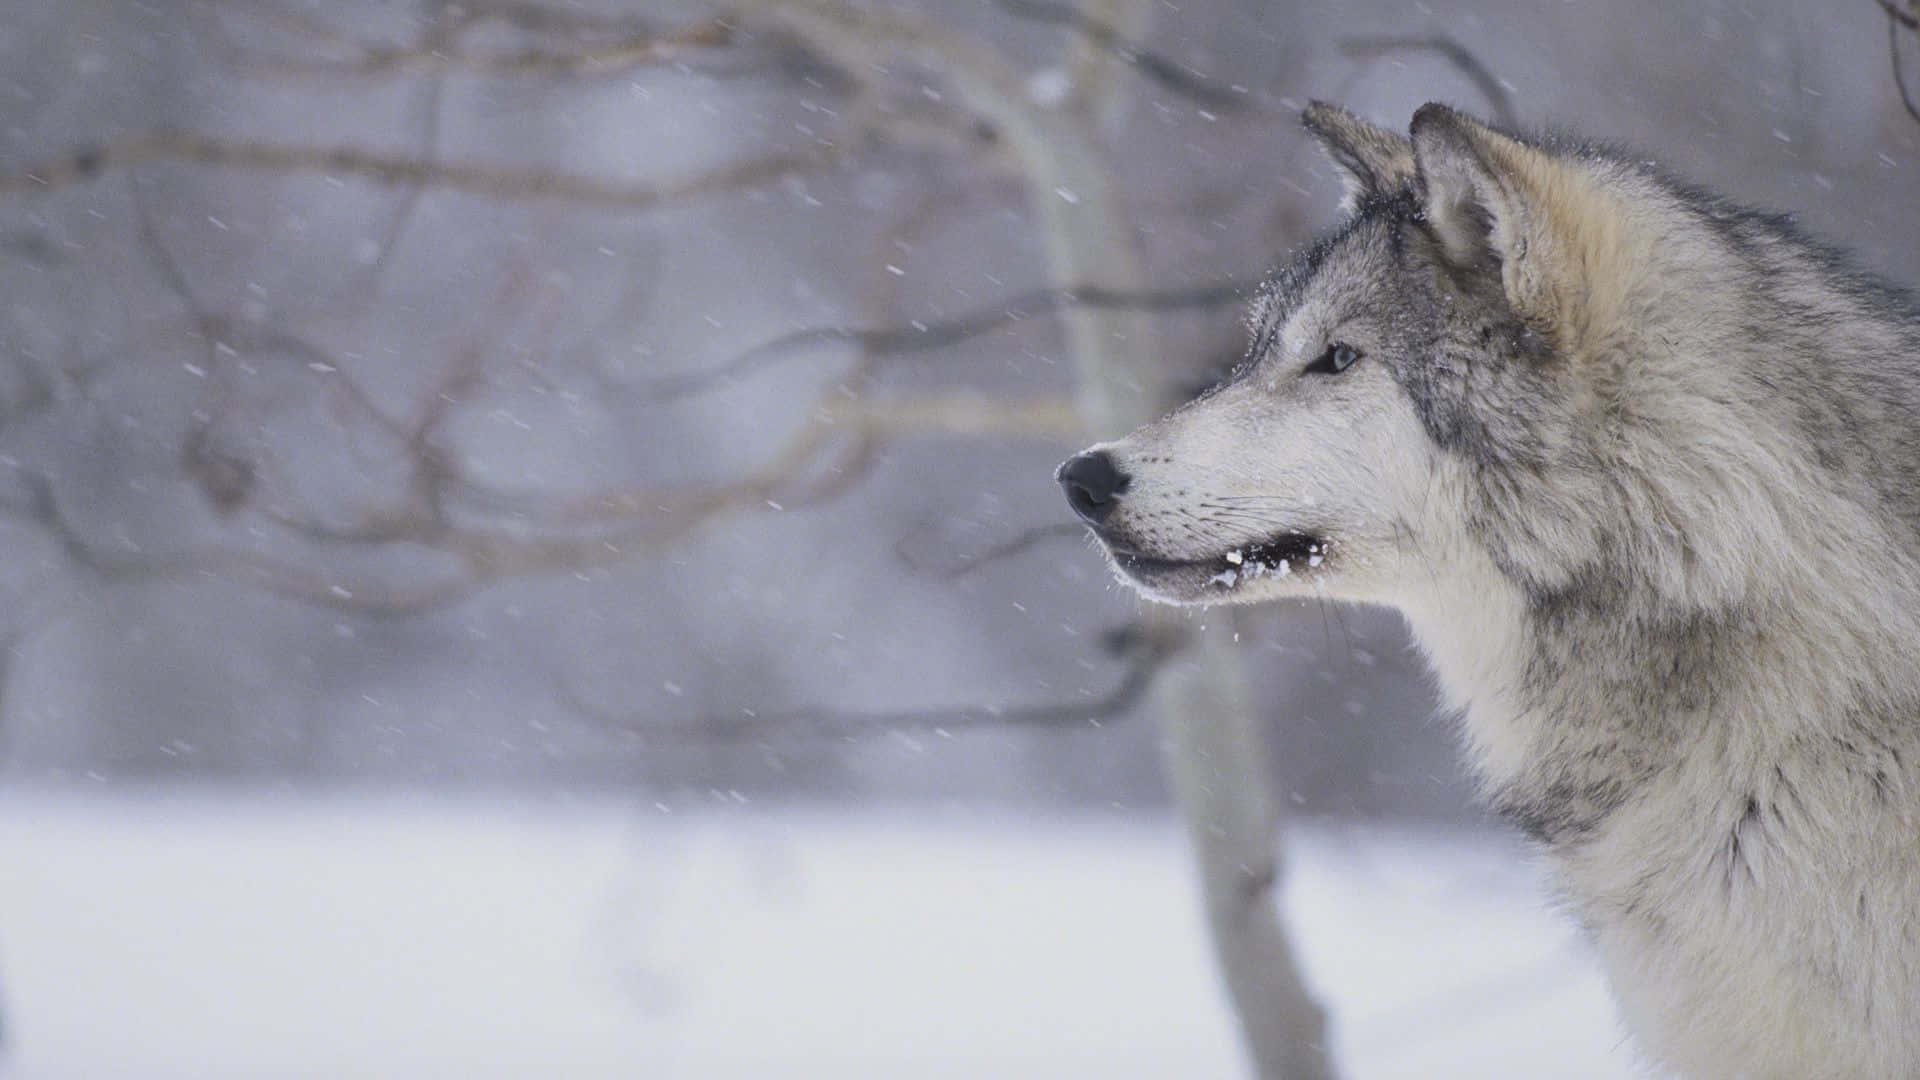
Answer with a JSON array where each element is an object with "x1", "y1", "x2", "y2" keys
[{"x1": 0, "y1": 789, "x2": 1638, "y2": 1078}]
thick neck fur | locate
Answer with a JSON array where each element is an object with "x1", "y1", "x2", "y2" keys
[
  {"x1": 1397, "y1": 168, "x2": 1920, "y2": 847},
  {"x1": 1401, "y1": 529, "x2": 1920, "y2": 846}
]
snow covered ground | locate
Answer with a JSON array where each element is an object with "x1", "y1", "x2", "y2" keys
[{"x1": 0, "y1": 789, "x2": 1637, "y2": 1078}]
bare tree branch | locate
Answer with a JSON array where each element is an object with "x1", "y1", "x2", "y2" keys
[
  {"x1": 1339, "y1": 33, "x2": 1519, "y2": 129},
  {"x1": 332, "y1": 61, "x2": 446, "y2": 306},
  {"x1": 129, "y1": 173, "x2": 215, "y2": 324},
  {"x1": 564, "y1": 622, "x2": 1180, "y2": 745},
  {"x1": 101, "y1": 114, "x2": 1073, "y2": 619},
  {"x1": 432, "y1": 0, "x2": 674, "y2": 37},
  {"x1": 633, "y1": 277, "x2": 1261, "y2": 402},
  {"x1": 464, "y1": 393, "x2": 1080, "y2": 525},
  {"x1": 1887, "y1": 3, "x2": 1920, "y2": 126},
  {"x1": 41, "y1": 179, "x2": 1049, "y2": 613},
  {"x1": 992, "y1": 0, "x2": 1252, "y2": 112},
  {"x1": 1055, "y1": 0, "x2": 1153, "y2": 129},
  {"x1": 222, "y1": 12, "x2": 735, "y2": 79},
  {"x1": 9, "y1": 387, "x2": 1076, "y2": 622},
  {"x1": 0, "y1": 131, "x2": 843, "y2": 205},
  {"x1": 894, "y1": 521, "x2": 1087, "y2": 580},
  {"x1": 209, "y1": 0, "x2": 703, "y2": 59},
  {"x1": 205, "y1": 0, "x2": 390, "y2": 57},
  {"x1": 1877, "y1": 0, "x2": 1920, "y2": 30}
]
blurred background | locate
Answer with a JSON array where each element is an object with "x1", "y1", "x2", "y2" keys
[{"x1": 0, "y1": 1, "x2": 1914, "y2": 1076}]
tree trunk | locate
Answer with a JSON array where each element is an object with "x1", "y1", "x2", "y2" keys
[
  {"x1": 741, "y1": 5, "x2": 1336, "y2": 1075},
  {"x1": 1157, "y1": 616, "x2": 1333, "y2": 1079}
]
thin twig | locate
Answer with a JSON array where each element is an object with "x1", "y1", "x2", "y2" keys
[
  {"x1": 893, "y1": 521, "x2": 1086, "y2": 580},
  {"x1": 337, "y1": 65, "x2": 445, "y2": 304},
  {"x1": 454, "y1": 393, "x2": 1080, "y2": 525},
  {"x1": 564, "y1": 623, "x2": 1179, "y2": 744},
  {"x1": 228, "y1": 16, "x2": 734, "y2": 78},
  {"x1": 0, "y1": 132, "x2": 841, "y2": 206},
  {"x1": 991, "y1": 0, "x2": 1251, "y2": 112},
  {"x1": 1889, "y1": 6, "x2": 1920, "y2": 125},
  {"x1": 14, "y1": 388, "x2": 1074, "y2": 620},
  {"x1": 633, "y1": 277, "x2": 1261, "y2": 402},
  {"x1": 1339, "y1": 34, "x2": 1519, "y2": 129},
  {"x1": 1876, "y1": 0, "x2": 1920, "y2": 31},
  {"x1": 441, "y1": 0, "x2": 669, "y2": 37}
]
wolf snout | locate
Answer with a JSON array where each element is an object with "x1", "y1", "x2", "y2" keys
[{"x1": 1057, "y1": 450, "x2": 1130, "y2": 524}]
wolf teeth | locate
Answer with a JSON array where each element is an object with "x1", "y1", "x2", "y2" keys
[{"x1": 1240, "y1": 557, "x2": 1291, "y2": 577}]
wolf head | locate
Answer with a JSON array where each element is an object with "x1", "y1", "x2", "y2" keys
[{"x1": 1059, "y1": 102, "x2": 1878, "y2": 620}]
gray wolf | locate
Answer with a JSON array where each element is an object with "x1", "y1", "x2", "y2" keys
[{"x1": 1058, "y1": 102, "x2": 1920, "y2": 1078}]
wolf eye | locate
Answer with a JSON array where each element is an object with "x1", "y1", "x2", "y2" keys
[{"x1": 1305, "y1": 342, "x2": 1361, "y2": 375}]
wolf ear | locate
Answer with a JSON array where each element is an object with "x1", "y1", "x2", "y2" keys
[
  {"x1": 1408, "y1": 103, "x2": 1541, "y2": 281},
  {"x1": 1302, "y1": 102, "x2": 1415, "y2": 211}
]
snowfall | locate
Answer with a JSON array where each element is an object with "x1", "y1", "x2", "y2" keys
[{"x1": 0, "y1": 788, "x2": 1640, "y2": 1078}]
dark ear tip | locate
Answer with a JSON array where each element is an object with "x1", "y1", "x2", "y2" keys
[
  {"x1": 1413, "y1": 102, "x2": 1482, "y2": 146},
  {"x1": 1301, "y1": 100, "x2": 1339, "y2": 133},
  {"x1": 1409, "y1": 102, "x2": 1461, "y2": 135}
]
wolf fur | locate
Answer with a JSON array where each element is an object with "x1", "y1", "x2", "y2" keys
[{"x1": 1059, "y1": 103, "x2": 1920, "y2": 1077}]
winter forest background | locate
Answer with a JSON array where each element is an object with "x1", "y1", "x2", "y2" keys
[{"x1": 0, "y1": 1, "x2": 1917, "y2": 1076}]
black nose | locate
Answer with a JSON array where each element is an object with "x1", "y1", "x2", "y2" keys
[{"x1": 1057, "y1": 450, "x2": 1128, "y2": 524}]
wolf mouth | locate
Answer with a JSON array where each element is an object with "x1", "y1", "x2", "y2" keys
[{"x1": 1109, "y1": 532, "x2": 1326, "y2": 595}]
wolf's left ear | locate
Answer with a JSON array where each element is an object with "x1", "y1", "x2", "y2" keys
[
  {"x1": 1302, "y1": 102, "x2": 1415, "y2": 211},
  {"x1": 1409, "y1": 104, "x2": 1543, "y2": 284}
]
